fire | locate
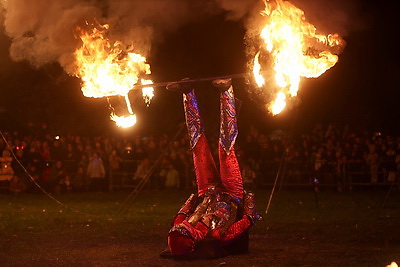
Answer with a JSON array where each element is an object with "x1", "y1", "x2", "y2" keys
[
  {"x1": 269, "y1": 91, "x2": 286, "y2": 115},
  {"x1": 253, "y1": 52, "x2": 265, "y2": 87},
  {"x1": 140, "y1": 78, "x2": 154, "y2": 107},
  {"x1": 110, "y1": 113, "x2": 137, "y2": 128},
  {"x1": 252, "y1": 0, "x2": 344, "y2": 115},
  {"x1": 74, "y1": 23, "x2": 153, "y2": 127},
  {"x1": 387, "y1": 262, "x2": 398, "y2": 267}
]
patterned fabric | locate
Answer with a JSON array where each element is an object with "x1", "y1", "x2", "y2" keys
[
  {"x1": 183, "y1": 91, "x2": 203, "y2": 150},
  {"x1": 192, "y1": 135, "x2": 220, "y2": 196},
  {"x1": 219, "y1": 86, "x2": 238, "y2": 154},
  {"x1": 167, "y1": 85, "x2": 252, "y2": 256},
  {"x1": 187, "y1": 187, "x2": 238, "y2": 234},
  {"x1": 219, "y1": 144, "x2": 244, "y2": 199},
  {"x1": 212, "y1": 215, "x2": 251, "y2": 243},
  {"x1": 177, "y1": 193, "x2": 199, "y2": 216},
  {"x1": 169, "y1": 224, "x2": 193, "y2": 239}
]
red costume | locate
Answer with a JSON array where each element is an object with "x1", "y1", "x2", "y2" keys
[{"x1": 163, "y1": 79, "x2": 259, "y2": 259}]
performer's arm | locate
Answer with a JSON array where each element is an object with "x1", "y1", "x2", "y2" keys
[
  {"x1": 172, "y1": 193, "x2": 198, "y2": 226},
  {"x1": 212, "y1": 215, "x2": 252, "y2": 242},
  {"x1": 173, "y1": 214, "x2": 187, "y2": 225},
  {"x1": 213, "y1": 191, "x2": 260, "y2": 242}
]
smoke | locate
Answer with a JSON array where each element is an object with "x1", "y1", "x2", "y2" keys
[
  {"x1": 289, "y1": 0, "x2": 364, "y2": 37},
  {"x1": 1, "y1": 1, "x2": 100, "y2": 71},
  {"x1": 215, "y1": 0, "x2": 259, "y2": 20},
  {"x1": 0, "y1": 0, "x2": 260, "y2": 76},
  {"x1": 0, "y1": 0, "x2": 362, "y2": 77}
]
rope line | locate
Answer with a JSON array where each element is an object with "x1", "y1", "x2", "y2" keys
[
  {"x1": 117, "y1": 123, "x2": 186, "y2": 214},
  {"x1": 264, "y1": 109, "x2": 298, "y2": 217},
  {"x1": 0, "y1": 130, "x2": 100, "y2": 217}
]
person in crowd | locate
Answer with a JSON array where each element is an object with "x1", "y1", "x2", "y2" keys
[
  {"x1": 240, "y1": 160, "x2": 257, "y2": 190},
  {"x1": 133, "y1": 157, "x2": 151, "y2": 183},
  {"x1": 162, "y1": 161, "x2": 180, "y2": 189},
  {"x1": 64, "y1": 143, "x2": 79, "y2": 176},
  {"x1": 72, "y1": 166, "x2": 86, "y2": 192},
  {"x1": 366, "y1": 144, "x2": 380, "y2": 183},
  {"x1": 48, "y1": 160, "x2": 66, "y2": 193},
  {"x1": 0, "y1": 149, "x2": 14, "y2": 192},
  {"x1": 87, "y1": 152, "x2": 106, "y2": 191}
]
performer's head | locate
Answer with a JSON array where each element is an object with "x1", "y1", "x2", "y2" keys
[{"x1": 168, "y1": 231, "x2": 195, "y2": 255}]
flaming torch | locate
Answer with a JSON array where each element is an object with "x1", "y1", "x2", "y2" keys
[
  {"x1": 252, "y1": 0, "x2": 344, "y2": 115},
  {"x1": 74, "y1": 23, "x2": 154, "y2": 128}
]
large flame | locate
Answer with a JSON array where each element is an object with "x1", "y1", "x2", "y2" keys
[
  {"x1": 253, "y1": 0, "x2": 344, "y2": 115},
  {"x1": 74, "y1": 23, "x2": 153, "y2": 127}
]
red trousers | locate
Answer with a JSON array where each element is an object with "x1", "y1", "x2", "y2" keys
[{"x1": 193, "y1": 134, "x2": 244, "y2": 199}]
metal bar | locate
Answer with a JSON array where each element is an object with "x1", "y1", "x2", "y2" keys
[{"x1": 131, "y1": 72, "x2": 252, "y2": 90}]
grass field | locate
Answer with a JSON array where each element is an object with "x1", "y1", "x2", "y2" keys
[{"x1": 1, "y1": 188, "x2": 400, "y2": 266}]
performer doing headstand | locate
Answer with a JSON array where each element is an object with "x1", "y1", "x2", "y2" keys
[{"x1": 161, "y1": 78, "x2": 260, "y2": 259}]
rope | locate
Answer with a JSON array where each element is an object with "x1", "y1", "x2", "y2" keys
[
  {"x1": 264, "y1": 108, "x2": 299, "y2": 217},
  {"x1": 265, "y1": 148, "x2": 287, "y2": 216},
  {"x1": 117, "y1": 123, "x2": 186, "y2": 214},
  {"x1": 0, "y1": 130, "x2": 100, "y2": 217},
  {"x1": 378, "y1": 178, "x2": 400, "y2": 219}
]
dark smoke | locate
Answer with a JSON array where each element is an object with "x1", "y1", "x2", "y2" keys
[
  {"x1": 0, "y1": 0, "x2": 260, "y2": 75},
  {"x1": 0, "y1": 0, "x2": 361, "y2": 77}
]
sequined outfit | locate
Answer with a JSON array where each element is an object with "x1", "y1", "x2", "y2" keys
[{"x1": 167, "y1": 84, "x2": 254, "y2": 256}]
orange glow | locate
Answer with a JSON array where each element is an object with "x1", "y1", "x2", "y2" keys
[
  {"x1": 252, "y1": 0, "x2": 344, "y2": 115},
  {"x1": 74, "y1": 23, "x2": 153, "y2": 127},
  {"x1": 253, "y1": 52, "x2": 265, "y2": 87},
  {"x1": 269, "y1": 91, "x2": 286, "y2": 115}
]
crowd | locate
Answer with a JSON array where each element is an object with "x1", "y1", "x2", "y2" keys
[
  {"x1": 0, "y1": 130, "x2": 193, "y2": 193},
  {"x1": 1, "y1": 122, "x2": 400, "y2": 194}
]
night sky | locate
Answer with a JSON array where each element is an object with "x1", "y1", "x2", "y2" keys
[{"x1": 0, "y1": 0, "x2": 399, "y2": 137}]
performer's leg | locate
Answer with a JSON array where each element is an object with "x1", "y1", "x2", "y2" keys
[
  {"x1": 167, "y1": 81, "x2": 219, "y2": 196},
  {"x1": 214, "y1": 79, "x2": 244, "y2": 200}
]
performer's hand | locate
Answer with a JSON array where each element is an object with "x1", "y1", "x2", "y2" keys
[
  {"x1": 243, "y1": 192, "x2": 262, "y2": 225},
  {"x1": 178, "y1": 193, "x2": 199, "y2": 216}
]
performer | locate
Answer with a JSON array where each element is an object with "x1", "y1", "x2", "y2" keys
[{"x1": 161, "y1": 78, "x2": 260, "y2": 259}]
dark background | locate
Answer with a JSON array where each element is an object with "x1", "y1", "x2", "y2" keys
[{"x1": 0, "y1": 0, "x2": 399, "y2": 137}]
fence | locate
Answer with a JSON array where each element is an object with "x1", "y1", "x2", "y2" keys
[
  {"x1": 254, "y1": 159, "x2": 399, "y2": 190},
  {"x1": 108, "y1": 159, "x2": 193, "y2": 192},
  {"x1": 1, "y1": 158, "x2": 399, "y2": 193},
  {"x1": 109, "y1": 159, "x2": 399, "y2": 191}
]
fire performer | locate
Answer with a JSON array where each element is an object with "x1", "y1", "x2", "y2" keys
[{"x1": 160, "y1": 78, "x2": 260, "y2": 259}]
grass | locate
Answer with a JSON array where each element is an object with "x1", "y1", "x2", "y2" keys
[{"x1": 0, "y1": 189, "x2": 400, "y2": 266}]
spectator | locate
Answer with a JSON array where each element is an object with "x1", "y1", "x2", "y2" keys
[
  {"x1": 241, "y1": 160, "x2": 257, "y2": 190},
  {"x1": 162, "y1": 161, "x2": 180, "y2": 189},
  {"x1": 48, "y1": 160, "x2": 65, "y2": 193},
  {"x1": 72, "y1": 166, "x2": 86, "y2": 192},
  {"x1": 87, "y1": 152, "x2": 106, "y2": 191},
  {"x1": 366, "y1": 144, "x2": 380, "y2": 183},
  {"x1": 64, "y1": 143, "x2": 79, "y2": 176},
  {"x1": 133, "y1": 157, "x2": 151, "y2": 182},
  {"x1": 9, "y1": 175, "x2": 28, "y2": 193},
  {"x1": 0, "y1": 149, "x2": 14, "y2": 192}
]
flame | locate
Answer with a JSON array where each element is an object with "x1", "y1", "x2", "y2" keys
[
  {"x1": 74, "y1": 23, "x2": 153, "y2": 127},
  {"x1": 387, "y1": 262, "x2": 398, "y2": 267},
  {"x1": 140, "y1": 78, "x2": 154, "y2": 107},
  {"x1": 269, "y1": 91, "x2": 286, "y2": 115},
  {"x1": 110, "y1": 113, "x2": 137, "y2": 128},
  {"x1": 253, "y1": 0, "x2": 344, "y2": 115},
  {"x1": 253, "y1": 52, "x2": 265, "y2": 87}
]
